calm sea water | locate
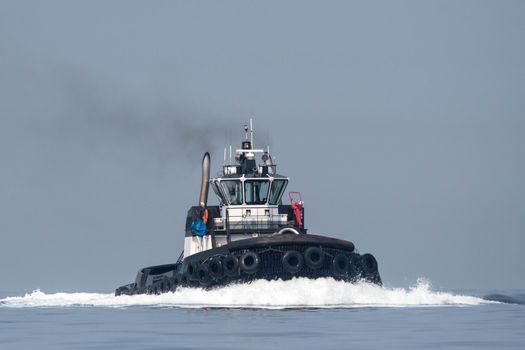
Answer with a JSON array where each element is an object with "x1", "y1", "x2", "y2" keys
[{"x1": 1, "y1": 279, "x2": 524, "y2": 350}]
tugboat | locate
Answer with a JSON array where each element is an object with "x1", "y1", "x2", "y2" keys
[{"x1": 115, "y1": 121, "x2": 381, "y2": 296}]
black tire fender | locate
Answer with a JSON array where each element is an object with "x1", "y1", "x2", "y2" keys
[
  {"x1": 361, "y1": 253, "x2": 378, "y2": 274},
  {"x1": 332, "y1": 254, "x2": 349, "y2": 276},
  {"x1": 282, "y1": 250, "x2": 304, "y2": 274},
  {"x1": 184, "y1": 261, "x2": 200, "y2": 281},
  {"x1": 304, "y1": 247, "x2": 325, "y2": 269},
  {"x1": 347, "y1": 253, "x2": 363, "y2": 277},
  {"x1": 240, "y1": 252, "x2": 260, "y2": 274},
  {"x1": 208, "y1": 257, "x2": 224, "y2": 279},
  {"x1": 197, "y1": 263, "x2": 211, "y2": 286},
  {"x1": 223, "y1": 255, "x2": 240, "y2": 277}
]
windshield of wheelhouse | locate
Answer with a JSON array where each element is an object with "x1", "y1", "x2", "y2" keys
[
  {"x1": 221, "y1": 180, "x2": 243, "y2": 205},
  {"x1": 211, "y1": 180, "x2": 226, "y2": 204},
  {"x1": 269, "y1": 179, "x2": 288, "y2": 205},
  {"x1": 245, "y1": 180, "x2": 270, "y2": 205}
]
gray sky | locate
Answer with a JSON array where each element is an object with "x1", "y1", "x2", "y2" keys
[{"x1": 1, "y1": 0, "x2": 524, "y2": 292}]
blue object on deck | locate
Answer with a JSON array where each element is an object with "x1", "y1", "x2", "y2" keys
[{"x1": 191, "y1": 218, "x2": 208, "y2": 236}]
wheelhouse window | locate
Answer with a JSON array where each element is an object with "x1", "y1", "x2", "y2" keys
[
  {"x1": 211, "y1": 180, "x2": 226, "y2": 204},
  {"x1": 245, "y1": 180, "x2": 270, "y2": 205},
  {"x1": 269, "y1": 179, "x2": 288, "y2": 205},
  {"x1": 221, "y1": 180, "x2": 243, "y2": 205}
]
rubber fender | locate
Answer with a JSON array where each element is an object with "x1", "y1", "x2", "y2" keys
[
  {"x1": 304, "y1": 247, "x2": 325, "y2": 269},
  {"x1": 223, "y1": 255, "x2": 240, "y2": 277},
  {"x1": 208, "y1": 257, "x2": 224, "y2": 279},
  {"x1": 282, "y1": 250, "x2": 304, "y2": 274},
  {"x1": 240, "y1": 252, "x2": 260, "y2": 274},
  {"x1": 189, "y1": 261, "x2": 200, "y2": 281},
  {"x1": 182, "y1": 261, "x2": 199, "y2": 281},
  {"x1": 175, "y1": 264, "x2": 188, "y2": 283},
  {"x1": 347, "y1": 253, "x2": 364, "y2": 277},
  {"x1": 197, "y1": 263, "x2": 211, "y2": 286},
  {"x1": 332, "y1": 254, "x2": 349, "y2": 276},
  {"x1": 361, "y1": 253, "x2": 378, "y2": 274}
]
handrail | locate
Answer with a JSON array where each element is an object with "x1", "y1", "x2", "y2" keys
[
  {"x1": 218, "y1": 209, "x2": 296, "y2": 235},
  {"x1": 276, "y1": 227, "x2": 300, "y2": 235}
]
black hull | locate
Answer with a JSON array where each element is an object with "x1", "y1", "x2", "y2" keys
[{"x1": 115, "y1": 234, "x2": 381, "y2": 296}]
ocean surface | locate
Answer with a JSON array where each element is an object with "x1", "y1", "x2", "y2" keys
[{"x1": 1, "y1": 278, "x2": 524, "y2": 350}]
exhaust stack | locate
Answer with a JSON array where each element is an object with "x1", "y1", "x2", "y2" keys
[{"x1": 199, "y1": 152, "x2": 210, "y2": 208}]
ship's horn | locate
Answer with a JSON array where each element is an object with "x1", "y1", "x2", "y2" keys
[{"x1": 199, "y1": 152, "x2": 210, "y2": 208}]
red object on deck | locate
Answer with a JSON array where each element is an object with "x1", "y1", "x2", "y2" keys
[{"x1": 289, "y1": 192, "x2": 304, "y2": 228}]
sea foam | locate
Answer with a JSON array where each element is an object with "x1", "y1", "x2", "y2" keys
[{"x1": 0, "y1": 278, "x2": 489, "y2": 309}]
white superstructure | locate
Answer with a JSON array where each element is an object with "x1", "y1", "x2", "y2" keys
[{"x1": 184, "y1": 120, "x2": 301, "y2": 257}]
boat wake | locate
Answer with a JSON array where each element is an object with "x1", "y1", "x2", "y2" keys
[{"x1": 0, "y1": 278, "x2": 491, "y2": 309}]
